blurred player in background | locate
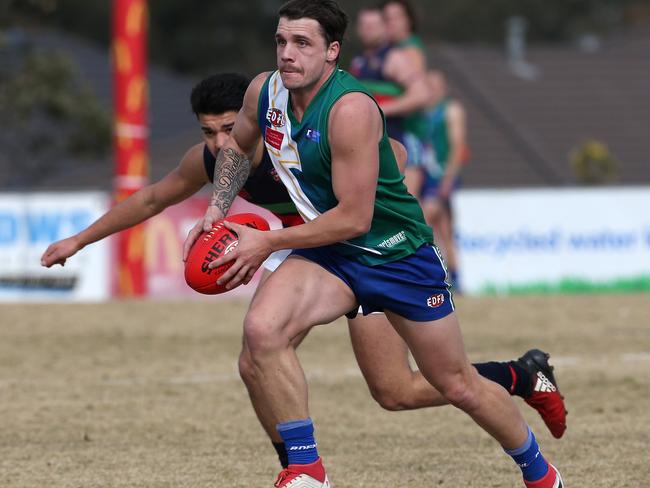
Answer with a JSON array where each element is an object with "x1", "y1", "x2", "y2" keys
[
  {"x1": 188, "y1": 1, "x2": 565, "y2": 486},
  {"x1": 349, "y1": 5, "x2": 428, "y2": 147},
  {"x1": 380, "y1": 0, "x2": 432, "y2": 194},
  {"x1": 414, "y1": 70, "x2": 468, "y2": 290},
  {"x1": 42, "y1": 72, "x2": 566, "y2": 483},
  {"x1": 381, "y1": 0, "x2": 426, "y2": 74}
]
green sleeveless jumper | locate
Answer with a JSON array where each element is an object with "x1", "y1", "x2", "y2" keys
[{"x1": 257, "y1": 68, "x2": 433, "y2": 266}]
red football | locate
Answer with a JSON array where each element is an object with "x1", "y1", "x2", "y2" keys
[{"x1": 184, "y1": 213, "x2": 270, "y2": 295}]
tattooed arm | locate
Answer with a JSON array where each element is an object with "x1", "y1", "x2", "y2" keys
[
  {"x1": 183, "y1": 72, "x2": 267, "y2": 260},
  {"x1": 209, "y1": 147, "x2": 253, "y2": 218}
]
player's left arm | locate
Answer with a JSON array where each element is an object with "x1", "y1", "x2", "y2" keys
[
  {"x1": 380, "y1": 48, "x2": 429, "y2": 117},
  {"x1": 211, "y1": 93, "x2": 382, "y2": 289},
  {"x1": 439, "y1": 100, "x2": 467, "y2": 200}
]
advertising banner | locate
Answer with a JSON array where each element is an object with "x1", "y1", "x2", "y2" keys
[
  {"x1": 455, "y1": 187, "x2": 650, "y2": 295},
  {"x1": 0, "y1": 193, "x2": 110, "y2": 301}
]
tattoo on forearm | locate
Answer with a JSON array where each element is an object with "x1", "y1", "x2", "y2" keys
[{"x1": 210, "y1": 147, "x2": 252, "y2": 215}]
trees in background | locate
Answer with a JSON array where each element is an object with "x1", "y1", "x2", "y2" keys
[{"x1": 0, "y1": 40, "x2": 110, "y2": 187}]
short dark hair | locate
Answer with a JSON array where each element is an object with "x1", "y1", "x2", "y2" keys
[
  {"x1": 190, "y1": 73, "x2": 250, "y2": 117},
  {"x1": 381, "y1": 0, "x2": 417, "y2": 33},
  {"x1": 278, "y1": 0, "x2": 349, "y2": 47}
]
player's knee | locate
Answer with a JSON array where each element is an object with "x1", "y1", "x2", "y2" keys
[
  {"x1": 424, "y1": 204, "x2": 443, "y2": 223},
  {"x1": 238, "y1": 347, "x2": 256, "y2": 387},
  {"x1": 437, "y1": 375, "x2": 480, "y2": 413},
  {"x1": 369, "y1": 385, "x2": 409, "y2": 411},
  {"x1": 243, "y1": 309, "x2": 287, "y2": 355},
  {"x1": 365, "y1": 375, "x2": 416, "y2": 411}
]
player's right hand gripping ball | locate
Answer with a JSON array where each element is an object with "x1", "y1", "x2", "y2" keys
[{"x1": 184, "y1": 213, "x2": 270, "y2": 294}]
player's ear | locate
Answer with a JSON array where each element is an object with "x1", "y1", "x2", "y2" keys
[{"x1": 326, "y1": 41, "x2": 340, "y2": 63}]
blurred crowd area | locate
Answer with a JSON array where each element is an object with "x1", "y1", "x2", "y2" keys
[{"x1": 1, "y1": 0, "x2": 649, "y2": 192}]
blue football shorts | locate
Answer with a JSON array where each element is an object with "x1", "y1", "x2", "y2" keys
[
  {"x1": 420, "y1": 174, "x2": 461, "y2": 209},
  {"x1": 403, "y1": 132, "x2": 428, "y2": 168},
  {"x1": 290, "y1": 244, "x2": 455, "y2": 322}
]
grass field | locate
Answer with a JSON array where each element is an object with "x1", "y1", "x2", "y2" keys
[{"x1": 0, "y1": 295, "x2": 648, "y2": 487}]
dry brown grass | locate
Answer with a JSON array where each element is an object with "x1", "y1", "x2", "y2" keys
[{"x1": 0, "y1": 295, "x2": 648, "y2": 487}]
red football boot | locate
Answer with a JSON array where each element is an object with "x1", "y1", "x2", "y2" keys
[
  {"x1": 524, "y1": 464, "x2": 564, "y2": 488},
  {"x1": 274, "y1": 458, "x2": 330, "y2": 487},
  {"x1": 517, "y1": 349, "x2": 568, "y2": 439}
]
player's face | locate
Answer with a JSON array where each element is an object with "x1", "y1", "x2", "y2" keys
[
  {"x1": 383, "y1": 2, "x2": 411, "y2": 42},
  {"x1": 198, "y1": 111, "x2": 238, "y2": 155},
  {"x1": 275, "y1": 17, "x2": 339, "y2": 91},
  {"x1": 356, "y1": 10, "x2": 386, "y2": 48}
]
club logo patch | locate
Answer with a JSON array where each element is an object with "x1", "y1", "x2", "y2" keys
[
  {"x1": 265, "y1": 127, "x2": 284, "y2": 150},
  {"x1": 266, "y1": 108, "x2": 286, "y2": 128},
  {"x1": 306, "y1": 128, "x2": 320, "y2": 142},
  {"x1": 426, "y1": 293, "x2": 445, "y2": 308}
]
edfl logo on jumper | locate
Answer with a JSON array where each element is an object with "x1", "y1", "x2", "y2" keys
[{"x1": 266, "y1": 108, "x2": 285, "y2": 128}]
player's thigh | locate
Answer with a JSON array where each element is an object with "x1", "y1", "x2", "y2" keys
[
  {"x1": 347, "y1": 313, "x2": 412, "y2": 386},
  {"x1": 384, "y1": 310, "x2": 471, "y2": 384},
  {"x1": 422, "y1": 197, "x2": 444, "y2": 225},
  {"x1": 246, "y1": 255, "x2": 358, "y2": 341},
  {"x1": 251, "y1": 249, "x2": 291, "y2": 298},
  {"x1": 438, "y1": 207, "x2": 454, "y2": 240}
]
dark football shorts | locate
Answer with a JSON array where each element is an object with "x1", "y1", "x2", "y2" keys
[{"x1": 291, "y1": 244, "x2": 454, "y2": 322}]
